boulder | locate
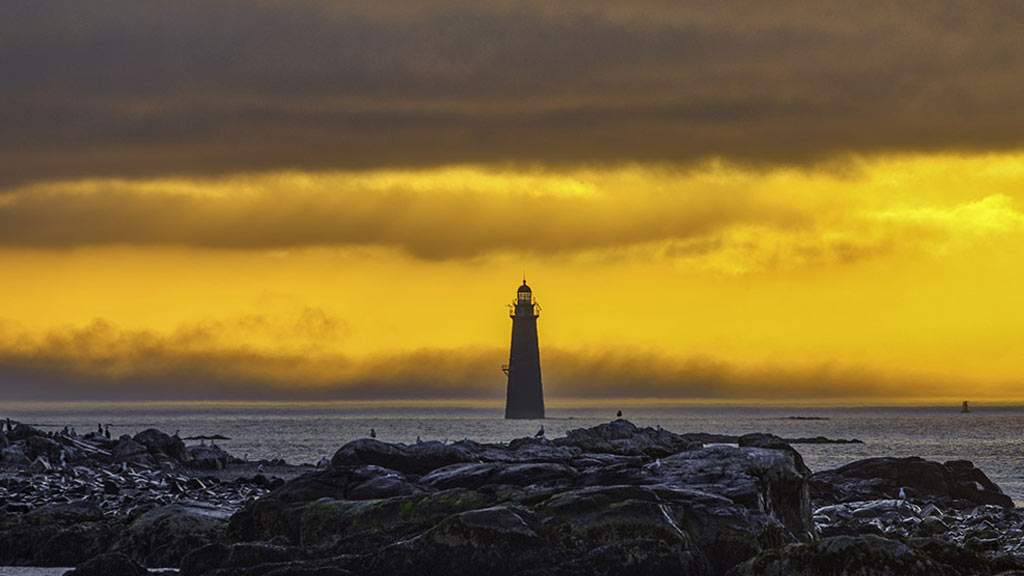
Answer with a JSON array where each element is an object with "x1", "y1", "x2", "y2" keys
[
  {"x1": 24, "y1": 435, "x2": 64, "y2": 461},
  {"x1": 726, "y1": 534, "x2": 994, "y2": 576},
  {"x1": 0, "y1": 503, "x2": 109, "y2": 565},
  {"x1": 189, "y1": 443, "x2": 233, "y2": 470},
  {"x1": 1, "y1": 443, "x2": 30, "y2": 465},
  {"x1": 812, "y1": 457, "x2": 1012, "y2": 509},
  {"x1": 134, "y1": 428, "x2": 191, "y2": 464},
  {"x1": 330, "y1": 439, "x2": 477, "y2": 475},
  {"x1": 34, "y1": 522, "x2": 117, "y2": 567},
  {"x1": 7, "y1": 423, "x2": 46, "y2": 442},
  {"x1": 651, "y1": 444, "x2": 815, "y2": 541},
  {"x1": 180, "y1": 542, "x2": 313, "y2": 576},
  {"x1": 111, "y1": 435, "x2": 155, "y2": 466},
  {"x1": 63, "y1": 552, "x2": 148, "y2": 576},
  {"x1": 113, "y1": 503, "x2": 229, "y2": 567},
  {"x1": 552, "y1": 419, "x2": 700, "y2": 457}
]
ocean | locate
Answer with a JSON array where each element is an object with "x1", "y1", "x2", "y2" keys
[{"x1": 4, "y1": 400, "x2": 1024, "y2": 503}]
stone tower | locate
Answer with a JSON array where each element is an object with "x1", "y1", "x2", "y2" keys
[{"x1": 504, "y1": 279, "x2": 545, "y2": 419}]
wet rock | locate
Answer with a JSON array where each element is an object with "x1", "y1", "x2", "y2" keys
[
  {"x1": 180, "y1": 541, "x2": 313, "y2": 576},
  {"x1": 63, "y1": 551, "x2": 148, "y2": 576},
  {"x1": 650, "y1": 444, "x2": 814, "y2": 541},
  {"x1": 114, "y1": 503, "x2": 229, "y2": 567},
  {"x1": 28, "y1": 501, "x2": 106, "y2": 524},
  {"x1": 35, "y1": 521, "x2": 117, "y2": 567},
  {"x1": 726, "y1": 534, "x2": 989, "y2": 576}
]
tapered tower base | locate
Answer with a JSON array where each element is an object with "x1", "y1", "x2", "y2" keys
[{"x1": 504, "y1": 280, "x2": 545, "y2": 419}]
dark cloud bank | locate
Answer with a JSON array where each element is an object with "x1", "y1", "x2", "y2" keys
[
  {"x1": 3, "y1": 1, "x2": 1024, "y2": 184},
  {"x1": 0, "y1": 320, "x2": 933, "y2": 402},
  {"x1": 0, "y1": 180, "x2": 801, "y2": 257}
]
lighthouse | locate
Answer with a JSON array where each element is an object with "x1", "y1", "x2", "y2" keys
[{"x1": 503, "y1": 279, "x2": 545, "y2": 419}]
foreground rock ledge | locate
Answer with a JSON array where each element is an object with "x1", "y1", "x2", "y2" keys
[
  {"x1": 0, "y1": 419, "x2": 1015, "y2": 575},
  {"x1": 193, "y1": 420, "x2": 813, "y2": 576}
]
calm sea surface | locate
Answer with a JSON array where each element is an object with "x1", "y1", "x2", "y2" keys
[{"x1": 4, "y1": 400, "x2": 1024, "y2": 503}]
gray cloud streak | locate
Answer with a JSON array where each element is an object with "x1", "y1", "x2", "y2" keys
[
  {"x1": 0, "y1": 180, "x2": 803, "y2": 257},
  {"x1": 3, "y1": 1, "x2": 1024, "y2": 184}
]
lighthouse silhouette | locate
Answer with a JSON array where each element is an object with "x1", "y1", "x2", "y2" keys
[{"x1": 503, "y1": 279, "x2": 545, "y2": 419}]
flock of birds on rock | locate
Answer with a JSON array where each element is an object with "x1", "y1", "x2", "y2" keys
[{"x1": 0, "y1": 460, "x2": 273, "y2": 516}]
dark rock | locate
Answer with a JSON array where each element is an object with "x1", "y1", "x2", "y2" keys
[
  {"x1": 229, "y1": 420, "x2": 818, "y2": 576},
  {"x1": 189, "y1": 443, "x2": 233, "y2": 470},
  {"x1": 35, "y1": 522, "x2": 117, "y2": 567},
  {"x1": 111, "y1": 436, "x2": 155, "y2": 465},
  {"x1": 63, "y1": 552, "x2": 148, "y2": 576},
  {"x1": 113, "y1": 503, "x2": 229, "y2": 567},
  {"x1": 651, "y1": 444, "x2": 815, "y2": 542},
  {"x1": 180, "y1": 541, "x2": 312, "y2": 576},
  {"x1": 725, "y1": 534, "x2": 987, "y2": 576},
  {"x1": 1, "y1": 443, "x2": 30, "y2": 465},
  {"x1": 24, "y1": 435, "x2": 64, "y2": 461},
  {"x1": 739, "y1": 433, "x2": 809, "y2": 472},
  {"x1": 812, "y1": 457, "x2": 1013, "y2": 508},
  {"x1": 552, "y1": 419, "x2": 700, "y2": 457},
  {"x1": 330, "y1": 439, "x2": 475, "y2": 475},
  {"x1": 345, "y1": 465, "x2": 421, "y2": 500},
  {"x1": 944, "y1": 460, "x2": 1013, "y2": 507},
  {"x1": 103, "y1": 479, "x2": 121, "y2": 495},
  {"x1": 27, "y1": 501, "x2": 106, "y2": 525},
  {"x1": 7, "y1": 423, "x2": 46, "y2": 442},
  {"x1": 134, "y1": 428, "x2": 191, "y2": 464}
]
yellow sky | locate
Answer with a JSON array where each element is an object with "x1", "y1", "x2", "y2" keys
[{"x1": 1, "y1": 153, "x2": 1023, "y2": 401}]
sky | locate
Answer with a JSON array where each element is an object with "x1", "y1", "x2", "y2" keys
[{"x1": 3, "y1": 0, "x2": 1024, "y2": 403}]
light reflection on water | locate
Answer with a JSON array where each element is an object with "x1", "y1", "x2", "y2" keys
[{"x1": 5, "y1": 401, "x2": 1023, "y2": 502}]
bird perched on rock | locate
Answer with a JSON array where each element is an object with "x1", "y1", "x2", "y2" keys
[
  {"x1": 535, "y1": 426, "x2": 545, "y2": 437},
  {"x1": 370, "y1": 428, "x2": 377, "y2": 438},
  {"x1": 616, "y1": 410, "x2": 623, "y2": 418}
]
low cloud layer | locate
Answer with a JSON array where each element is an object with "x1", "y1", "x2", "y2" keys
[
  {"x1": 4, "y1": 1, "x2": 1024, "y2": 184},
  {"x1": 0, "y1": 318, "x2": 980, "y2": 402}
]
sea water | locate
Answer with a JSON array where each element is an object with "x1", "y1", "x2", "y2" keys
[{"x1": 4, "y1": 400, "x2": 1024, "y2": 503}]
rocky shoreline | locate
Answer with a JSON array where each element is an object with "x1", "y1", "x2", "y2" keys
[{"x1": 1, "y1": 418, "x2": 1021, "y2": 575}]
